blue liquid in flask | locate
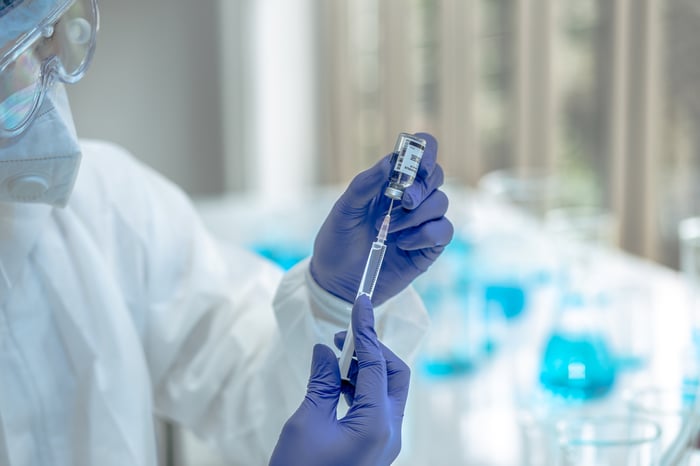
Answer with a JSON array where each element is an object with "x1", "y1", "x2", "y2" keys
[
  {"x1": 485, "y1": 283, "x2": 527, "y2": 319},
  {"x1": 540, "y1": 332, "x2": 615, "y2": 400},
  {"x1": 251, "y1": 243, "x2": 309, "y2": 271}
]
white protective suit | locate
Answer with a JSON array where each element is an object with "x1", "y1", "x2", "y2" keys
[{"x1": 0, "y1": 139, "x2": 430, "y2": 465}]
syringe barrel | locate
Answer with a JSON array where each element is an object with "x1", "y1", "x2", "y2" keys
[
  {"x1": 339, "y1": 240, "x2": 388, "y2": 380},
  {"x1": 357, "y1": 241, "x2": 387, "y2": 299}
]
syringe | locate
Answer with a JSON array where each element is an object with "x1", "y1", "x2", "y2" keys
[
  {"x1": 337, "y1": 132, "x2": 426, "y2": 381},
  {"x1": 338, "y1": 199, "x2": 394, "y2": 380}
]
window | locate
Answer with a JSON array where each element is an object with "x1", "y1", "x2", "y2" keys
[{"x1": 312, "y1": 0, "x2": 695, "y2": 266}]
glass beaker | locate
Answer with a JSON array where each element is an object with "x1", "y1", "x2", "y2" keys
[
  {"x1": 627, "y1": 386, "x2": 698, "y2": 464},
  {"x1": 539, "y1": 292, "x2": 616, "y2": 400},
  {"x1": 555, "y1": 417, "x2": 661, "y2": 466}
]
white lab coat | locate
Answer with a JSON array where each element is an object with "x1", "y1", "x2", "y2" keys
[{"x1": 0, "y1": 140, "x2": 430, "y2": 466}]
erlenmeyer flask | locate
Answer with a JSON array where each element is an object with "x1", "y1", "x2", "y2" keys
[{"x1": 540, "y1": 291, "x2": 616, "y2": 400}]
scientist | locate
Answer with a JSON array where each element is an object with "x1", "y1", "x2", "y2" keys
[{"x1": 0, "y1": 0, "x2": 453, "y2": 465}]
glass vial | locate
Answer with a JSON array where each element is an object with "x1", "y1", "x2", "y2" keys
[{"x1": 384, "y1": 132, "x2": 427, "y2": 200}]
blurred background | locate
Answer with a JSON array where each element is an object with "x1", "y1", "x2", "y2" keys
[
  {"x1": 66, "y1": 0, "x2": 700, "y2": 464},
  {"x1": 67, "y1": 0, "x2": 700, "y2": 268}
]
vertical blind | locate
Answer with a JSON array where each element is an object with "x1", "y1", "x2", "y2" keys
[{"x1": 313, "y1": 0, "x2": 698, "y2": 266}]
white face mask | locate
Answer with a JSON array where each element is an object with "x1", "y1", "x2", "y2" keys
[{"x1": 0, "y1": 83, "x2": 81, "y2": 207}]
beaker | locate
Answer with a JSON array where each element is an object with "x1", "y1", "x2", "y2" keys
[
  {"x1": 555, "y1": 417, "x2": 661, "y2": 466},
  {"x1": 627, "y1": 385, "x2": 698, "y2": 463},
  {"x1": 539, "y1": 292, "x2": 616, "y2": 400}
]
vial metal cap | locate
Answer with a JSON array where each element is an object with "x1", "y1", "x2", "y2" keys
[{"x1": 384, "y1": 186, "x2": 403, "y2": 200}]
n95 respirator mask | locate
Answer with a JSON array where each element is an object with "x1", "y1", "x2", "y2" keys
[{"x1": 0, "y1": 83, "x2": 81, "y2": 207}]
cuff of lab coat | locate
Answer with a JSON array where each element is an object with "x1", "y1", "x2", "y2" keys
[
  {"x1": 303, "y1": 259, "x2": 354, "y2": 326},
  {"x1": 274, "y1": 257, "x2": 431, "y2": 366},
  {"x1": 302, "y1": 258, "x2": 431, "y2": 363}
]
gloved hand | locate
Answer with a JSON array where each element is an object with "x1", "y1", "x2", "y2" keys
[
  {"x1": 269, "y1": 296, "x2": 410, "y2": 466},
  {"x1": 310, "y1": 132, "x2": 453, "y2": 306}
]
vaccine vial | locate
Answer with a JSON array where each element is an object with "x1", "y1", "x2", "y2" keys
[{"x1": 384, "y1": 133, "x2": 427, "y2": 200}]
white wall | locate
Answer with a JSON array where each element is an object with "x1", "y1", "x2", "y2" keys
[
  {"x1": 67, "y1": 0, "x2": 318, "y2": 200},
  {"x1": 67, "y1": 0, "x2": 226, "y2": 196}
]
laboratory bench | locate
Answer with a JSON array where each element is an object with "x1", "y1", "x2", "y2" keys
[{"x1": 184, "y1": 186, "x2": 697, "y2": 466}]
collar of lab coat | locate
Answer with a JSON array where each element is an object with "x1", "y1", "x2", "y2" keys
[{"x1": 0, "y1": 202, "x2": 52, "y2": 301}]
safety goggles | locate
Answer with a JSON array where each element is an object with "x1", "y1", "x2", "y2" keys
[{"x1": 0, "y1": 0, "x2": 98, "y2": 138}]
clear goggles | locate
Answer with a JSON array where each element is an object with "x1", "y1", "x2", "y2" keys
[{"x1": 0, "y1": 0, "x2": 98, "y2": 138}]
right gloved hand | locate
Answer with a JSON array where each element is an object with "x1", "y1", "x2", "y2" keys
[
  {"x1": 269, "y1": 295, "x2": 410, "y2": 466},
  {"x1": 310, "y1": 132, "x2": 453, "y2": 307}
]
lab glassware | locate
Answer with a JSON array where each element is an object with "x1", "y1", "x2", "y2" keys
[
  {"x1": 627, "y1": 386, "x2": 698, "y2": 463},
  {"x1": 556, "y1": 417, "x2": 661, "y2": 466},
  {"x1": 539, "y1": 293, "x2": 616, "y2": 400}
]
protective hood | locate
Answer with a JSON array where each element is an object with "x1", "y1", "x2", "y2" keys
[{"x1": 0, "y1": 0, "x2": 73, "y2": 54}]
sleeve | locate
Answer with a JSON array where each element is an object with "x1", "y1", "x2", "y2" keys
[
  {"x1": 129, "y1": 152, "x2": 429, "y2": 464},
  {"x1": 273, "y1": 259, "x2": 431, "y2": 386},
  {"x1": 136, "y1": 171, "x2": 298, "y2": 465}
]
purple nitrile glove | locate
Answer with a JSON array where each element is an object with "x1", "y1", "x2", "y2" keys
[
  {"x1": 269, "y1": 295, "x2": 410, "y2": 466},
  {"x1": 310, "y1": 132, "x2": 454, "y2": 306}
]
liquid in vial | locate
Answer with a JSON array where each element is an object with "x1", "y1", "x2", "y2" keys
[{"x1": 384, "y1": 133, "x2": 427, "y2": 200}]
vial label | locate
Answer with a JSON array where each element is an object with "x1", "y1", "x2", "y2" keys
[{"x1": 395, "y1": 143, "x2": 423, "y2": 177}]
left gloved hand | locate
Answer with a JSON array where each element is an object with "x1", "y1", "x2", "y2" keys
[
  {"x1": 269, "y1": 295, "x2": 410, "y2": 466},
  {"x1": 310, "y1": 132, "x2": 453, "y2": 306}
]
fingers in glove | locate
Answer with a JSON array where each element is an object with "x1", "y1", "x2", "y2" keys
[
  {"x1": 413, "y1": 132, "x2": 438, "y2": 179},
  {"x1": 380, "y1": 189, "x2": 449, "y2": 233},
  {"x1": 333, "y1": 332, "x2": 361, "y2": 405},
  {"x1": 400, "y1": 132, "x2": 439, "y2": 210},
  {"x1": 341, "y1": 373, "x2": 358, "y2": 406},
  {"x1": 335, "y1": 132, "x2": 437, "y2": 213},
  {"x1": 341, "y1": 347, "x2": 409, "y2": 410},
  {"x1": 340, "y1": 157, "x2": 393, "y2": 212},
  {"x1": 302, "y1": 344, "x2": 342, "y2": 415},
  {"x1": 335, "y1": 326, "x2": 410, "y2": 415},
  {"x1": 395, "y1": 217, "x2": 455, "y2": 251},
  {"x1": 334, "y1": 331, "x2": 347, "y2": 351},
  {"x1": 383, "y1": 344, "x2": 411, "y2": 418},
  {"x1": 348, "y1": 295, "x2": 388, "y2": 410},
  {"x1": 402, "y1": 163, "x2": 445, "y2": 210},
  {"x1": 397, "y1": 218, "x2": 454, "y2": 272}
]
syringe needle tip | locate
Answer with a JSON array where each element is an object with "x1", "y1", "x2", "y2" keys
[{"x1": 378, "y1": 213, "x2": 390, "y2": 242}]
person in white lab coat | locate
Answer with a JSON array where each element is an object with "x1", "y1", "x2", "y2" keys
[{"x1": 0, "y1": 0, "x2": 453, "y2": 465}]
